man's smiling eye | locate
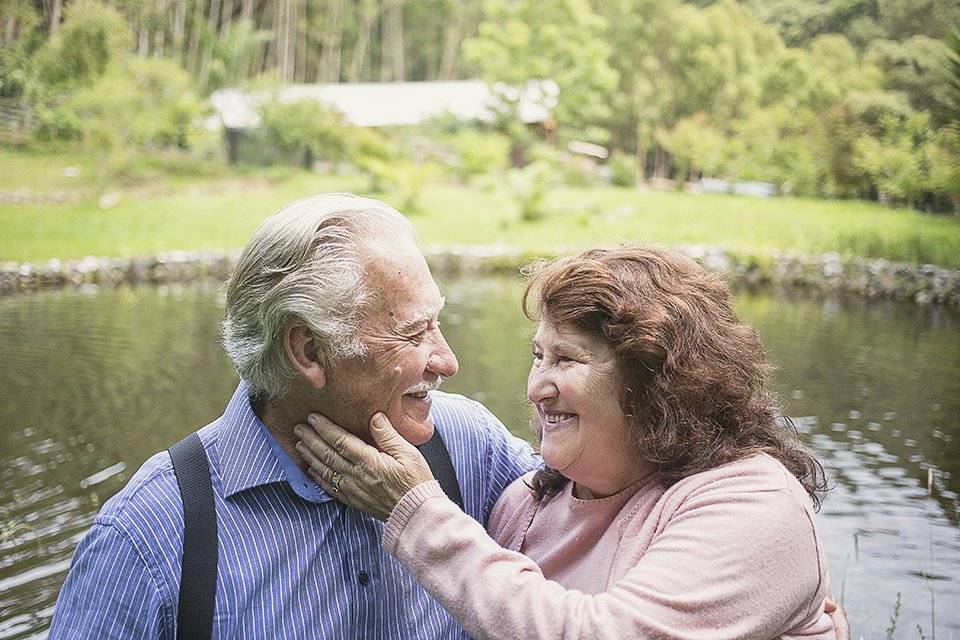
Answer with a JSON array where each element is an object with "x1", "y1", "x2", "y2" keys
[{"x1": 409, "y1": 321, "x2": 439, "y2": 344}]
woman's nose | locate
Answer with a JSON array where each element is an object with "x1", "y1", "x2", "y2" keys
[{"x1": 527, "y1": 368, "x2": 557, "y2": 404}]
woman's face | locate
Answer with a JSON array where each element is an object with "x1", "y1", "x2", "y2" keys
[{"x1": 527, "y1": 319, "x2": 643, "y2": 497}]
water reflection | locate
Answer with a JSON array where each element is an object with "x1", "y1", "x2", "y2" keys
[{"x1": 0, "y1": 280, "x2": 958, "y2": 638}]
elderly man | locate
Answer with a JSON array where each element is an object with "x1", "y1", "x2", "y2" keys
[{"x1": 49, "y1": 194, "x2": 537, "y2": 638}]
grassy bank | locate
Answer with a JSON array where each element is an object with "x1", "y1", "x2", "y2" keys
[{"x1": 3, "y1": 149, "x2": 960, "y2": 268}]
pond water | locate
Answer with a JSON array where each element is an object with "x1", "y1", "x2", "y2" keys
[{"x1": 1, "y1": 277, "x2": 958, "y2": 639}]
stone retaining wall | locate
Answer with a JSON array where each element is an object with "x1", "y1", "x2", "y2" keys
[{"x1": 3, "y1": 245, "x2": 959, "y2": 307}]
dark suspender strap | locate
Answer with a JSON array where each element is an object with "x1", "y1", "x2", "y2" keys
[
  {"x1": 416, "y1": 428, "x2": 464, "y2": 510},
  {"x1": 168, "y1": 433, "x2": 218, "y2": 640}
]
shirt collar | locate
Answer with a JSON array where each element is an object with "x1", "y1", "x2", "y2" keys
[{"x1": 217, "y1": 381, "x2": 334, "y2": 503}]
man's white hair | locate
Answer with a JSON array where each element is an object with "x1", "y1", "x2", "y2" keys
[{"x1": 221, "y1": 193, "x2": 417, "y2": 401}]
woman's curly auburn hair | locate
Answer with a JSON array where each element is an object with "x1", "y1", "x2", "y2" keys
[{"x1": 522, "y1": 246, "x2": 828, "y2": 509}]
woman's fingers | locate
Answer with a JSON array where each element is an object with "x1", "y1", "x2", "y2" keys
[
  {"x1": 309, "y1": 468, "x2": 391, "y2": 520},
  {"x1": 306, "y1": 413, "x2": 376, "y2": 464},
  {"x1": 295, "y1": 424, "x2": 355, "y2": 474},
  {"x1": 369, "y1": 413, "x2": 420, "y2": 461},
  {"x1": 295, "y1": 411, "x2": 436, "y2": 521}
]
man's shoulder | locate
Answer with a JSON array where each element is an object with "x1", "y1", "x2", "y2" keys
[
  {"x1": 95, "y1": 421, "x2": 220, "y2": 534},
  {"x1": 430, "y1": 391, "x2": 538, "y2": 476},
  {"x1": 430, "y1": 391, "x2": 506, "y2": 436}
]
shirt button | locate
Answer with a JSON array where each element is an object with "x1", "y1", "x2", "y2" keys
[{"x1": 358, "y1": 571, "x2": 370, "y2": 586}]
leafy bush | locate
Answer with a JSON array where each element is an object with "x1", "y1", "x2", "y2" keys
[
  {"x1": 32, "y1": 0, "x2": 130, "y2": 92},
  {"x1": 608, "y1": 151, "x2": 637, "y2": 187},
  {"x1": 358, "y1": 157, "x2": 435, "y2": 213},
  {"x1": 0, "y1": 0, "x2": 42, "y2": 99},
  {"x1": 66, "y1": 58, "x2": 205, "y2": 174},
  {"x1": 260, "y1": 98, "x2": 350, "y2": 168},
  {"x1": 853, "y1": 112, "x2": 932, "y2": 205},
  {"x1": 508, "y1": 160, "x2": 558, "y2": 222},
  {"x1": 526, "y1": 142, "x2": 598, "y2": 188},
  {"x1": 446, "y1": 130, "x2": 510, "y2": 182},
  {"x1": 33, "y1": 104, "x2": 83, "y2": 141}
]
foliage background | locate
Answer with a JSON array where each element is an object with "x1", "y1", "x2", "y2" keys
[{"x1": 1, "y1": 0, "x2": 960, "y2": 215}]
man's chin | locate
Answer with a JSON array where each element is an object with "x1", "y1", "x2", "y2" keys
[{"x1": 393, "y1": 418, "x2": 435, "y2": 447}]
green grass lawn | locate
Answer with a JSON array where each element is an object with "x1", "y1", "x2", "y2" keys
[{"x1": 3, "y1": 149, "x2": 960, "y2": 268}]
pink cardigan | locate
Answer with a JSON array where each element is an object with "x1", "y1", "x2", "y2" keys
[{"x1": 383, "y1": 453, "x2": 835, "y2": 640}]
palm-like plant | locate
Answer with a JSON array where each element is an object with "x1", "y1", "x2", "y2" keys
[{"x1": 944, "y1": 29, "x2": 960, "y2": 123}]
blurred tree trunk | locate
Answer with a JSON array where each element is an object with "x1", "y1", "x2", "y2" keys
[
  {"x1": 138, "y1": 26, "x2": 149, "y2": 56},
  {"x1": 635, "y1": 139, "x2": 646, "y2": 183},
  {"x1": 275, "y1": 0, "x2": 295, "y2": 82},
  {"x1": 222, "y1": 0, "x2": 233, "y2": 31},
  {"x1": 348, "y1": 0, "x2": 377, "y2": 82},
  {"x1": 380, "y1": 0, "x2": 404, "y2": 81},
  {"x1": 186, "y1": 0, "x2": 204, "y2": 76},
  {"x1": 47, "y1": 0, "x2": 61, "y2": 35},
  {"x1": 198, "y1": 0, "x2": 223, "y2": 89},
  {"x1": 172, "y1": 0, "x2": 186, "y2": 61},
  {"x1": 438, "y1": 0, "x2": 464, "y2": 80},
  {"x1": 317, "y1": 0, "x2": 343, "y2": 82},
  {"x1": 154, "y1": 28, "x2": 165, "y2": 56},
  {"x1": 653, "y1": 147, "x2": 669, "y2": 179},
  {"x1": 4, "y1": 16, "x2": 16, "y2": 45},
  {"x1": 296, "y1": 0, "x2": 306, "y2": 81},
  {"x1": 241, "y1": 0, "x2": 254, "y2": 21},
  {"x1": 262, "y1": 0, "x2": 276, "y2": 72}
]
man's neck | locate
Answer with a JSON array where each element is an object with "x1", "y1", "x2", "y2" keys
[{"x1": 256, "y1": 396, "x2": 310, "y2": 472}]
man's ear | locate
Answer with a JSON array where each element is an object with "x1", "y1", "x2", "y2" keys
[{"x1": 283, "y1": 323, "x2": 326, "y2": 390}]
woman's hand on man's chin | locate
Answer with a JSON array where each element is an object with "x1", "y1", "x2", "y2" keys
[{"x1": 294, "y1": 412, "x2": 436, "y2": 521}]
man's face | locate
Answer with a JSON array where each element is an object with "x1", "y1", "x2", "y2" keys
[{"x1": 317, "y1": 238, "x2": 459, "y2": 446}]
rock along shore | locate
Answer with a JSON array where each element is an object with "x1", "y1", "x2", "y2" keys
[{"x1": 2, "y1": 245, "x2": 959, "y2": 307}]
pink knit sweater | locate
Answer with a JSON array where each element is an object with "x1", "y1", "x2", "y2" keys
[{"x1": 383, "y1": 453, "x2": 835, "y2": 640}]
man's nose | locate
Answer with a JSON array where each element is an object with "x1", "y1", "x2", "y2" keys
[{"x1": 427, "y1": 330, "x2": 459, "y2": 378}]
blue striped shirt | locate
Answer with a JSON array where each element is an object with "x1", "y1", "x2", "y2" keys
[{"x1": 49, "y1": 383, "x2": 537, "y2": 639}]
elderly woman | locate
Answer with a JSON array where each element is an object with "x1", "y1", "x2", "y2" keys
[{"x1": 297, "y1": 246, "x2": 836, "y2": 639}]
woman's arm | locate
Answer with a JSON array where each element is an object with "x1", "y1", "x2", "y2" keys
[
  {"x1": 383, "y1": 478, "x2": 832, "y2": 640},
  {"x1": 298, "y1": 414, "x2": 834, "y2": 640}
]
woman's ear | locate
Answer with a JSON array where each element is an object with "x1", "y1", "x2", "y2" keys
[{"x1": 283, "y1": 323, "x2": 326, "y2": 389}]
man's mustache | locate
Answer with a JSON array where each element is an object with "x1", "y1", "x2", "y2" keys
[{"x1": 403, "y1": 377, "x2": 444, "y2": 395}]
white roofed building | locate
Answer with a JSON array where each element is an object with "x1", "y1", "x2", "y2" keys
[{"x1": 211, "y1": 79, "x2": 558, "y2": 130}]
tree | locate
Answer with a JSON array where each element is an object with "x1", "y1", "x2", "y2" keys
[
  {"x1": 655, "y1": 113, "x2": 726, "y2": 182},
  {"x1": 260, "y1": 97, "x2": 350, "y2": 168},
  {"x1": 853, "y1": 111, "x2": 935, "y2": 205},
  {"x1": 465, "y1": 0, "x2": 619, "y2": 144},
  {"x1": 32, "y1": 0, "x2": 130, "y2": 91},
  {"x1": 943, "y1": 29, "x2": 960, "y2": 123},
  {"x1": 867, "y1": 36, "x2": 954, "y2": 122},
  {"x1": 206, "y1": 18, "x2": 271, "y2": 92},
  {"x1": 68, "y1": 57, "x2": 205, "y2": 173},
  {"x1": 926, "y1": 123, "x2": 960, "y2": 209},
  {"x1": 0, "y1": 0, "x2": 42, "y2": 98}
]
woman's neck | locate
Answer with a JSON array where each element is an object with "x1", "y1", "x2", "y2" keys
[{"x1": 571, "y1": 464, "x2": 654, "y2": 500}]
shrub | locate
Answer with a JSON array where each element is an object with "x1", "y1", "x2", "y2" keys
[
  {"x1": 446, "y1": 129, "x2": 510, "y2": 182},
  {"x1": 260, "y1": 98, "x2": 350, "y2": 169},
  {"x1": 608, "y1": 151, "x2": 637, "y2": 187},
  {"x1": 358, "y1": 157, "x2": 435, "y2": 213},
  {"x1": 32, "y1": 0, "x2": 130, "y2": 92},
  {"x1": 66, "y1": 58, "x2": 205, "y2": 174},
  {"x1": 508, "y1": 160, "x2": 558, "y2": 222}
]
